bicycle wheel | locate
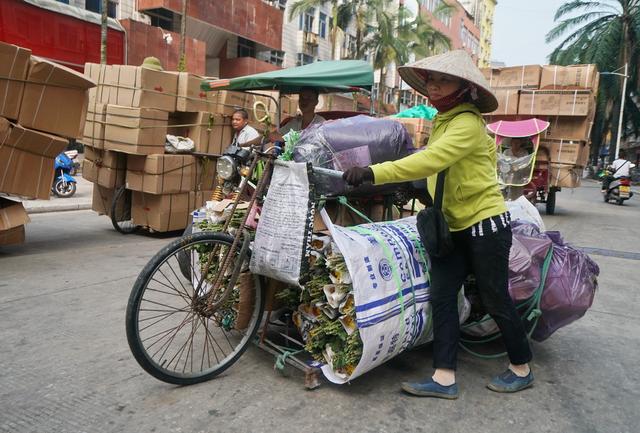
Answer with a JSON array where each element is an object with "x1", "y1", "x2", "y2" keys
[
  {"x1": 111, "y1": 185, "x2": 137, "y2": 234},
  {"x1": 126, "y1": 231, "x2": 264, "y2": 385}
]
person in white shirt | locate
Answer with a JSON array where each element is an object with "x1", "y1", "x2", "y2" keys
[
  {"x1": 269, "y1": 87, "x2": 326, "y2": 141},
  {"x1": 231, "y1": 109, "x2": 260, "y2": 147},
  {"x1": 602, "y1": 156, "x2": 633, "y2": 191}
]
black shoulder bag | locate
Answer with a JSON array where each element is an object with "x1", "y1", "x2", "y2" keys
[{"x1": 416, "y1": 170, "x2": 454, "y2": 258}]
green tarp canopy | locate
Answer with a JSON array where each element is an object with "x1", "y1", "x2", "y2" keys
[{"x1": 201, "y1": 60, "x2": 374, "y2": 94}]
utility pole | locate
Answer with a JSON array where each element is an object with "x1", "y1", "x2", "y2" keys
[
  {"x1": 614, "y1": 63, "x2": 628, "y2": 159},
  {"x1": 100, "y1": 0, "x2": 108, "y2": 64}
]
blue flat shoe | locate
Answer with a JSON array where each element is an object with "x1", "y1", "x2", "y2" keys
[
  {"x1": 487, "y1": 369, "x2": 534, "y2": 393},
  {"x1": 401, "y1": 378, "x2": 459, "y2": 399}
]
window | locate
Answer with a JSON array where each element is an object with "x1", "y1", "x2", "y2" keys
[
  {"x1": 342, "y1": 34, "x2": 356, "y2": 58},
  {"x1": 85, "y1": 0, "x2": 117, "y2": 18},
  {"x1": 298, "y1": 8, "x2": 315, "y2": 32},
  {"x1": 275, "y1": 0, "x2": 287, "y2": 11},
  {"x1": 400, "y1": 90, "x2": 413, "y2": 106},
  {"x1": 371, "y1": 83, "x2": 379, "y2": 101},
  {"x1": 268, "y1": 50, "x2": 285, "y2": 67},
  {"x1": 237, "y1": 37, "x2": 256, "y2": 58},
  {"x1": 296, "y1": 53, "x2": 314, "y2": 66},
  {"x1": 56, "y1": 0, "x2": 70, "y2": 4},
  {"x1": 319, "y1": 13, "x2": 327, "y2": 39}
]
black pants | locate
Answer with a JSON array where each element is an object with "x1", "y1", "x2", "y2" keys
[{"x1": 430, "y1": 218, "x2": 532, "y2": 370}]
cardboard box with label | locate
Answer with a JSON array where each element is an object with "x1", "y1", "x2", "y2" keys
[
  {"x1": 126, "y1": 154, "x2": 196, "y2": 194},
  {"x1": 545, "y1": 115, "x2": 594, "y2": 141},
  {"x1": 177, "y1": 73, "x2": 216, "y2": 112},
  {"x1": 83, "y1": 103, "x2": 108, "y2": 149},
  {"x1": 518, "y1": 90, "x2": 592, "y2": 116},
  {"x1": 0, "y1": 41, "x2": 31, "y2": 121},
  {"x1": 0, "y1": 118, "x2": 68, "y2": 200},
  {"x1": 0, "y1": 196, "x2": 30, "y2": 246},
  {"x1": 168, "y1": 112, "x2": 233, "y2": 154},
  {"x1": 540, "y1": 139, "x2": 586, "y2": 165},
  {"x1": 131, "y1": 190, "x2": 207, "y2": 232},
  {"x1": 82, "y1": 146, "x2": 127, "y2": 188},
  {"x1": 488, "y1": 89, "x2": 520, "y2": 115},
  {"x1": 104, "y1": 105, "x2": 168, "y2": 155},
  {"x1": 549, "y1": 163, "x2": 581, "y2": 188},
  {"x1": 18, "y1": 57, "x2": 96, "y2": 139},
  {"x1": 495, "y1": 65, "x2": 541, "y2": 89},
  {"x1": 540, "y1": 64, "x2": 599, "y2": 90},
  {"x1": 103, "y1": 65, "x2": 178, "y2": 112}
]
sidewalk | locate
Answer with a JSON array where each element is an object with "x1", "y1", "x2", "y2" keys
[{"x1": 21, "y1": 175, "x2": 93, "y2": 214}]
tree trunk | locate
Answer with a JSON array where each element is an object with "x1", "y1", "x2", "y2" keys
[
  {"x1": 178, "y1": 0, "x2": 189, "y2": 72},
  {"x1": 100, "y1": 0, "x2": 108, "y2": 64}
]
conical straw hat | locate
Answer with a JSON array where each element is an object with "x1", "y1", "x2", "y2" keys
[{"x1": 398, "y1": 50, "x2": 498, "y2": 113}]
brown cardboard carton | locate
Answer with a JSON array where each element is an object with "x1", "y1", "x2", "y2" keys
[
  {"x1": 0, "y1": 225, "x2": 25, "y2": 246},
  {"x1": 177, "y1": 73, "x2": 216, "y2": 112},
  {"x1": 104, "y1": 105, "x2": 168, "y2": 155},
  {"x1": 0, "y1": 42, "x2": 31, "y2": 121},
  {"x1": 393, "y1": 118, "x2": 432, "y2": 148},
  {"x1": 518, "y1": 90, "x2": 592, "y2": 116},
  {"x1": 125, "y1": 154, "x2": 196, "y2": 194},
  {"x1": 549, "y1": 163, "x2": 581, "y2": 188},
  {"x1": 84, "y1": 63, "x2": 113, "y2": 104},
  {"x1": 540, "y1": 139, "x2": 586, "y2": 165},
  {"x1": 496, "y1": 65, "x2": 541, "y2": 89},
  {"x1": 131, "y1": 191, "x2": 192, "y2": 232},
  {"x1": 488, "y1": 89, "x2": 519, "y2": 115},
  {"x1": 91, "y1": 184, "x2": 126, "y2": 217},
  {"x1": 83, "y1": 103, "x2": 107, "y2": 149},
  {"x1": 105, "y1": 65, "x2": 178, "y2": 112},
  {"x1": 545, "y1": 115, "x2": 594, "y2": 141},
  {"x1": 82, "y1": 146, "x2": 127, "y2": 188},
  {"x1": 0, "y1": 197, "x2": 30, "y2": 231},
  {"x1": 480, "y1": 67, "x2": 501, "y2": 88},
  {"x1": 168, "y1": 112, "x2": 232, "y2": 154},
  {"x1": 18, "y1": 57, "x2": 95, "y2": 139},
  {"x1": 540, "y1": 64, "x2": 599, "y2": 90},
  {"x1": 0, "y1": 118, "x2": 67, "y2": 199},
  {"x1": 214, "y1": 91, "x2": 249, "y2": 116}
]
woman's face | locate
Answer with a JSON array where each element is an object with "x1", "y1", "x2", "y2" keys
[{"x1": 425, "y1": 72, "x2": 463, "y2": 100}]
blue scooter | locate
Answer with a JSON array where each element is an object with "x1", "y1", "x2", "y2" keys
[{"x1": 52, "y1": 152, "x2": 77, "y2": 198}]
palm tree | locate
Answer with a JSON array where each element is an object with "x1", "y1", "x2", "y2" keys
[
  {"x1": 363, "y1": 1, "x2": 451, "y2": 112},
  {"x1": 546, "y1": 0, "x2": 640, "y2": 162}
]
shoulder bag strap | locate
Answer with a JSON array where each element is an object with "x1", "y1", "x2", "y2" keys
[{"x1": 434, "y1": 170, "x2": 446, "y2": 210}]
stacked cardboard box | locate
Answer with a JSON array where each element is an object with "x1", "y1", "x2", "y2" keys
[
  {"x1": 0, "y1": 41, "x2": 96, "y2": 245},
  {"x1": 481, "y1": 63, "x2": 599, "y2": 188},
  {"x1": 393, "y1": 117, "x2": 433, "y2": 148},
  {"x1": 0, "y1": 197, "x2": 30, "y2": 246},
  {"x1": 82, "y1": 65, "x2": 246, "y2": 232}
]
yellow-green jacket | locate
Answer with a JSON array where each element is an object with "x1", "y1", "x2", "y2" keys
[{"x1": 370, "y1": 103, "x2": 506, "y2": 231}]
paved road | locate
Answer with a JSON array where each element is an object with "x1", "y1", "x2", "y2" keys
[{"x1": 1, "y1": 182, "x2": 638, "y2": 433}]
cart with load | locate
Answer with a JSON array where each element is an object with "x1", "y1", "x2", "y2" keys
[
  {"x1": 124, "y1": 63, "x2": 600, "y2": 388},
  {"x1": 488, "y1": 118, "x2": 560, "y2": 215}
]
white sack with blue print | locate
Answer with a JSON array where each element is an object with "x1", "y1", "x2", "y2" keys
[{"x1": 293, "y1": 210, "x2": 470, "y2": 384}]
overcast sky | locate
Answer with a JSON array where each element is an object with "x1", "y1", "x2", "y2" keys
[{"x1": 491, "y1": 0, "x2": 571, "y2": 66}]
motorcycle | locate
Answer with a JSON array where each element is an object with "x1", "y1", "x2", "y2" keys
[
  {"x1": 51, "y1": 152, "x2": 77, "y2": 198},
  {"x1": 600, "y1": 167, "x2": 634, "y2": 205},
  {"x1": 63, "y1": 149, "x2": 81, "y2": 175}
]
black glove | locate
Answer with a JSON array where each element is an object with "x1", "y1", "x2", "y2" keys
[{"x1": 343, "y1": 166, "x2": 374, "y2": 186}]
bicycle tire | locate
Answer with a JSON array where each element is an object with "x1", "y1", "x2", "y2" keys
[
  {"x1": 111, "y1": 186, "x2": 137, "y2": 234},
  {"x1": 125, "y1": 231, "x2": 264, "y2": 385}
]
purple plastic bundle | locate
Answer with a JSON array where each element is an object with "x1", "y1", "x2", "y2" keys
[
  {"x1": 508, "y1": 222, "x2": 599, "y2": 342},
  {"x1": 532, "y1": 231, "x2": 600, "y2": 342}
]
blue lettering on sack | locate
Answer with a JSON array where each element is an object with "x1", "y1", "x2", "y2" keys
[
  {"x1": 364, "y1": 256, "x2": 378, "y2": 289},
  {"x1": 378, "y1": 259, "x2": 393, "y2": 281}
]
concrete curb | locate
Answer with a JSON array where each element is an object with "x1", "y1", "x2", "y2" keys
[{"x1": 25, "y1": 202, "x2": 92, "y2": 214}]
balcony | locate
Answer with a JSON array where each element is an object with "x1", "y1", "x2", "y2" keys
[
  {"x1": 138, "y1": 0, "x2": 283, "y2": 50},
  {"x1": 219, "y1": 57, "x2": 280, "y2": 79}
]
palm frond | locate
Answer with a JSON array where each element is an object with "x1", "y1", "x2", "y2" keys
[{"x1": 554, "y1": 0, "x2": 620, "y2": 21}]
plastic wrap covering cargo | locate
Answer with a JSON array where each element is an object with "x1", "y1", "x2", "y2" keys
[
  {"x1": 463, "y1": 220, "x2": 599, "y2": 343},
  {"x1": 292, "y1": 115, "x2": 413, "y2": 196}
]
